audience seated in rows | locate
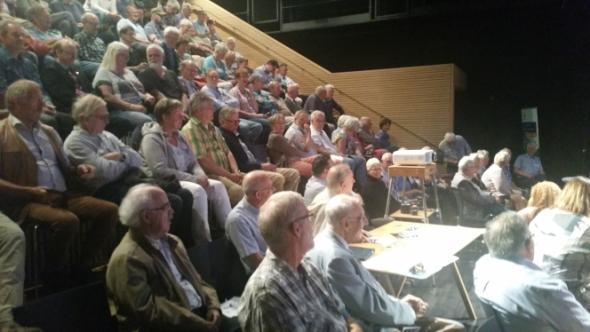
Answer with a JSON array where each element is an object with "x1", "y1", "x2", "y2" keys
[
  {"x1": 106, "y1": 184, "x2": 225, "y2": 331},
  {"x1": 513, "y1": 141, "x2": 546, "y2": 189},
  {"x1": 117, "y1": 25, "x2": 147, "y2": 67},
  {"x1": 93, "y1": 41, "x2": 153, "y2": 138},
  {"x1": 517, "y1": 180, "x2": 561, "y2": 224},
  {"x1": 218, "y1": 107, "x2": 300, "y2": 192},
  {"x1": 238, "y1": 191, "x2": 362, "y2": 331},
  {"x1": 0, "y1": 80, "x2": 118, "y2": 281},
  {"x1": 64, "y1": 94, "x2": 196, "y2": 246},
  {"x1": 474, "y1": 211, "x2": 590, "y2": 331},
  {"x1": 309, "y1": 110, "x2": 367, "y2": 189},
  {"x1": 308, "y1": 194, "x2": 463, "y2": 331},
  {"x1": 275, "y1": 63, "x2": 295, "y2": 91},
  {"x1": 177, "y1": 59, "x2": 199, "y2": 96},
  {"x1": 304, "y1": 155, "x2": 331, "y2": 205},
  {"x1": 140, "y1": 98, "x2": 231, "y2": 243},
  {"x1": 116, "y1": 5, "x2": 149, "y2": 44},
  {"x1": 225, "y1": 171, "x2": 272, "y2": 274}
]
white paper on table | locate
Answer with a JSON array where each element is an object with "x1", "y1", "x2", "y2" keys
[
  {"x1": 220, "y1": 296, "x2": 241, "y2": 318},
  {"x1": 362, "y1": 252, "x2": 458, "y2": 279},
  {"x1": 368, "y1": 235, "x2": 396, "y2": 247}
]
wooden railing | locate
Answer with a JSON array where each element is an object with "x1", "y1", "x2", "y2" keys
[{"x1": 192, "y1": 0, "x2": 465, "y2": 148}]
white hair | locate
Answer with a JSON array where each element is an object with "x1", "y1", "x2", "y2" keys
[
  {"x1": 214, "y1": 42, "x2": 228, "y2": 55},
  {"x1": 179, "y1": 18, "x2": 193, "y2": 28},
  {"x1": 325, "y1": 194, "x2": 362, "y2": 228},
  {"x1": 146, "y1": 43, "x2": 164, "y2": 55},
  {"x1": 366, "y1": 157, "x2": 381, "y2": 170},
  {"x1": 164, "y1": 26, "x2": 180, "y2": 37},
  {"x1": 100, "y1": 41, "x2": 130, "y2": 71},
  {"x1": 119, "y1": 184, "x2": 160, "y2": 228},
  {"x1": 494, "y1": 150, "x2": 511, "y2": 166},
  {"x1": 310, "y1": 110, "x2": 325, "y2": 121},
  {"x1": 458, "y1": 156, "x2": 475, "y2": 173},
  {"x1": 325, "y1": 84, "x2": 335, "y2": 90}
]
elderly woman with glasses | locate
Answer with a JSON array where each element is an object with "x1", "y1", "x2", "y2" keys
[{"x1": 140, "y1": 98, "x2": 232, "y2": 243}]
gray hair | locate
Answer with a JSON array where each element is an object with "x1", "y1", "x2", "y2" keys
[
  {"x1": 71, "y1": 94, "x2": 106, "y2": 123},
  {"x1": 164, "y1": 26, "x2": 180, "y2": 37},
  {"x1": 179, "y1": 18, "x2": 193, "y2": 28},
  {"x1": 458, "y1": 155, "x2": 474, "y2": 173},
  {"x1": 477, "y1": 149, "x2": 489, "y2": 160},
  {"x1": 484, "y1": 211, "x2": 530, "y2": 259},
  {"x1": 342, "y1": 116, "x2": 360, "y2": 131},
  {"x1": 310, "y1": 110, "x2": 325, "y2": 121},
  {"x1": 287, "y1": 83, "x2": 299, "y2": 93},
  {"x1": 259, "y1": 191, "x2": 305, "y2": 252},
  {"x1": 325, "y1": 194, "x2": 362, "y2": 228},
  {"x1": 218, "y1": 107, "x2": 238, "y2": 122},
  {"x1": 214, "y1": 42, "x2": 228, "y2": 55},
  {"x1": 100, "y1": 41, "x2": 129, "y2": 71},
  {"x1": 5, "y1": 80, "x2": 40, "y2": 110},
  {"x1": 324, "y1": 84, "x2": 335, "y2": 91},
  {"x1": 314, "y1": 85, "x2": 326, "y2": 95},
  {"x1": 119, "y1": 184, "x2": 161, "y2": 228},
  {"x1": 146, "y1": 43, "x2": 164, "y2": 56},
  {"x1": 493, "y1": 150, "x2": 511, "y2": 166},
  {"x1": 366, "y1": 157, "x2": 381, "y2": 170},
  {"x1": 188, "y1": 92, "x2": 213, "y2": 117},
  {"x1": 337, "y1": 114, "x2": 352, "y2": 128},
  {"x1": 381, "y1": 152, "x2": 393, "y2": 163}
]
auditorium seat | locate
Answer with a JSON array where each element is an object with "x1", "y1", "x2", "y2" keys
[{"x1": 13, "y1": 281, "x2": 117, "y2": 332}]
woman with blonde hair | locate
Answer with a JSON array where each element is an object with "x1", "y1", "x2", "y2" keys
[
  {"x1": 517, "y1": 181, "x2": 561, "y2": 223},
  {"x1": 529, "y1": 177, "x2": 590, "y2": 283}
]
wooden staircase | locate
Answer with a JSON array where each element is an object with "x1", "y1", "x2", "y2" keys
[{"x1": 191, "y1": 0, "x2": 466, "y2": 148}]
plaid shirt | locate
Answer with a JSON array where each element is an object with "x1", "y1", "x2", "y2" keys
[
  {"x1": 181, "y1": 117, "x2": 232, "y2": 172},
  {"x1": 74, "y1": 31, "x2": 106, "y2": 63},
  {"x1": 238, "y1": 251, "x2": 348, "y2": 332}
]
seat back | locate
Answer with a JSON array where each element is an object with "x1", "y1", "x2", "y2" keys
[
  {"x1": 13, "y1": 281, "x2": 117, "y2": 332},
  {"x1": 477, "y1": 298, "x2": 556, "y2": 332}
]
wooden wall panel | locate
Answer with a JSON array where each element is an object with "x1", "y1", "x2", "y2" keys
[{"x1": 191, "y1": 0, "x2": 463, "y2": 149}]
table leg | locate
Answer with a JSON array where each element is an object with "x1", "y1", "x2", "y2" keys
[
  {"x1": 396, "y1": 276, "x2": 407, "y2": 298},
  {"x1": 451, "y1": 261, "x2": 477, "y2": 320}
]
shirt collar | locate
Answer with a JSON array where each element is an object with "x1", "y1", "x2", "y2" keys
[
  {"x1": 9, "y1": 114, "x2": 39, "y2": 131},
  {"x1": 325, "y1": 228, "x2": 350, "y2": 251},
  {"x1": 241, "y1": 197, "x2": 259, "y2": 215}
]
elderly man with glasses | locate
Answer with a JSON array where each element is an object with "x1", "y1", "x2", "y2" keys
[
  {"x1": 238, "y1": 191, "x2": 363, "y2": 332},
  {"x1": 107, "y1": 184, "x2": 223, "y2": 331}
]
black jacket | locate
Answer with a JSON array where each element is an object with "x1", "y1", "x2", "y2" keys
[{"x1": 219, "y1": 127, "x2": 262, "y2": 172}]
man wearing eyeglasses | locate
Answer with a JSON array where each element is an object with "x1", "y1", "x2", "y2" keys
[
  {"x1": 307, "y1": 195, "x2": 463, "y2": 331},
  {"x1": 238, "y1": 191, "x2": 363, "y2": 332},
  {"x1": 107, "y1": 184, "x2": 223, "y2": 331}
]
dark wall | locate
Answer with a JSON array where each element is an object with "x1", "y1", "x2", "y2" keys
[{"x1": 271, "y1": 2, "x2": 590, "y2": 180}]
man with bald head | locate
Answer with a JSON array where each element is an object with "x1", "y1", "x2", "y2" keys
[
  {"x1": 238, "y1": 191, "x2": 362, "y2": 332},
  {"x1": 107, "y1": 184, "x2": 222, "y2": 331},
  {"x1": 309, "y1": 163, "x2": 357, "y2": 235},
  {"x1": 226, "y1": 171, "x2": 273, "y2": 273}
]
